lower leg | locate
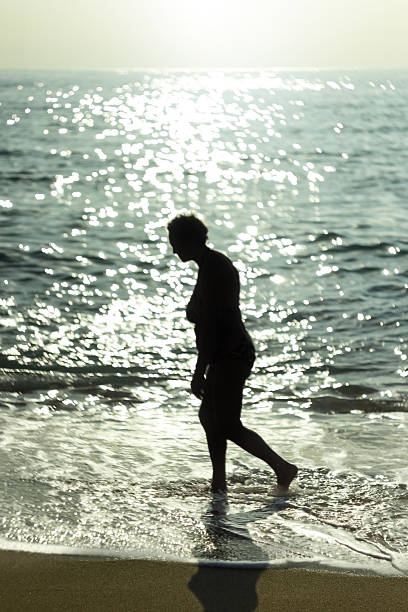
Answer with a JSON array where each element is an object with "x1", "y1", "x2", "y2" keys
[
  {"x1": 229, "y1": 426, "x2": 298, "y2": 487},
  {"x1": 205, "y1": 432, "x2": 227, "y2": 491}
]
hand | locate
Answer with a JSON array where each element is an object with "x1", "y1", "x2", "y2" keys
[{"x1": 191, "y1": 372, "x2": 205, "y2": 400}]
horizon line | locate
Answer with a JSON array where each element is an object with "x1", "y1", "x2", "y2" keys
[{"x1": 1, "y1": 65, "x2": 408, "y2": 73}]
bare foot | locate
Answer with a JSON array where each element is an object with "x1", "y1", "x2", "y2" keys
[
  {"x1": 209, "y1": 489, "x2": 229, "y2": 515},
  {"x1": 276, "y1": 462, "x2": 298, "y2": 489}
]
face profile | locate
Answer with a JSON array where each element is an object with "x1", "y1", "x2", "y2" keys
[{"x1": 169, "y1": 234, "x2": 191, "y2": 262}]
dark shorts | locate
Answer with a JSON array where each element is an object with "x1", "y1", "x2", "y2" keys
[{"x1": 199, "y1": 358, "x2": 253, "y2": 437}]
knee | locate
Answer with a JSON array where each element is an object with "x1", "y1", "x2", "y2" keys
[
  {"x1": 199, "y1": 405, "x2": 212, "y2": 432},
  {"x1": 221, "y1": 420, "x2": 244, "y2": 442}
]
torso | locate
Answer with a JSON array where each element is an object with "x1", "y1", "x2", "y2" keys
[{"x1": 186, "y1": 248, "x2": 255, "y2": 365}]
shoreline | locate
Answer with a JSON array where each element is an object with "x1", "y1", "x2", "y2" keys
[
  {"x1": 0, "y1": 536, "x2": 403, "y2": 576},
  {"x1": 0, "y1": 549, "x2": 407, "y2": 612}
]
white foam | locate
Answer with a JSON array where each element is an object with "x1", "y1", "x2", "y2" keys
[{"x1": 0, "y1": 537, "x2": 403, "y2": 576}]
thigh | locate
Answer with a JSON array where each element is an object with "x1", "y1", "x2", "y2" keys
[{"x1": 202, "y1": 360, "x2": 250, "y2": 430}]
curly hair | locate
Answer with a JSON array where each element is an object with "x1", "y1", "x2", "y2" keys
[{"x1": 167, "y1": 214, "x2": 208, "y2": 245}]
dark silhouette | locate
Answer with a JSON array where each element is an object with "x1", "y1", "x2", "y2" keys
[{"x1": 167, "y1": 214, "x2": 298, "y2": 492}]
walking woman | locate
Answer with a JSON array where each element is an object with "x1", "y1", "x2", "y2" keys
[{"x1": 167, "y1": 214, "x2": 298, "y2": 492}]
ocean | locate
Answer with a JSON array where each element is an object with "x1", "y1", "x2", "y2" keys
[{"x1": 0, "y1": 69, "x2": 407, "y2": 575}]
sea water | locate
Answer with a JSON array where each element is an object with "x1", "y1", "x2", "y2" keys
[{"x1": 0, "y1": 69, "x2": 407, "y2": 575}]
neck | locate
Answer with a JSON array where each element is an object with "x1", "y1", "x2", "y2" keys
[{"x1": 193, "y1": 244, "x2": 208, "y2": 266}]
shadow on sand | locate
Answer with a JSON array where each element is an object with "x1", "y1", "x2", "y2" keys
[{"x1": 188, "y1": 490, "x2": 291, "y2": 612}]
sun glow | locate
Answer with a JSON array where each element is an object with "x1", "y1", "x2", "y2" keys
[
  {"x1": 1, "y1": 0, "x2": 408, "y2": 69},
  {"x1": 147, "y1": 0, "x2": 294, "y2": 67}
]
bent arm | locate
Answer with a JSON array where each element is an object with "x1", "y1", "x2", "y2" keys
[{"x1": 194, "y1": 353, "x2": 208, "y2": 378}]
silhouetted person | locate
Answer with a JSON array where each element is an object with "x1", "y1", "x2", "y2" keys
[{"x1": 167, "y1": 214, "x2": 298, "y2": 492}]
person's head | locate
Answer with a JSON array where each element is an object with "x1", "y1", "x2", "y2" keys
[{"x1": 167, "y1": 214, "x2": 208, "y2": 262}]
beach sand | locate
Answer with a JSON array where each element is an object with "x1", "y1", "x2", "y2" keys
[
  {"x1": 0, "y1": 550, "x2": 407, "y2": 612},
  {"x1": 0, "y1": 551, "x2": 408, "y2": 612}
]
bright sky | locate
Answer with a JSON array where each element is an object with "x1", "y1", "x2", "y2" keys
[{"x1": 1, "y1": 0, "x2": 407, "y2": 70}]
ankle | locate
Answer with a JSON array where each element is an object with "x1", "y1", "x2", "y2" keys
[{"x1": 211, "y1": 479, "x2": 226, "y2": 492}]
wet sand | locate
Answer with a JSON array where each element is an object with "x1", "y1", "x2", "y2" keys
[{"x1": 0, "y1": 550, "x2": 407, "y2": 611}]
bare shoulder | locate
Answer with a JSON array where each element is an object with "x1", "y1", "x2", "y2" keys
[
  {"x1": 203, "y1": 249, "x2": 239, "y2": 288},
  {"x1": 205, "y1": 248, "x2": 236, "y2": 273}
]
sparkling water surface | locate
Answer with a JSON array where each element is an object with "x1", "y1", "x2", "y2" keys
[{"x1": 0, "y1": 69, "x2": 407, "y2": 574}]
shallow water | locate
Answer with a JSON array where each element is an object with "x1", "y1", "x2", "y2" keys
[
  {"x1": 1, "y1": 398, "x2": 408, "y2": 574},
  {"x1": 0, "y1": 69, "x2": 407, "y2": 573}
]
